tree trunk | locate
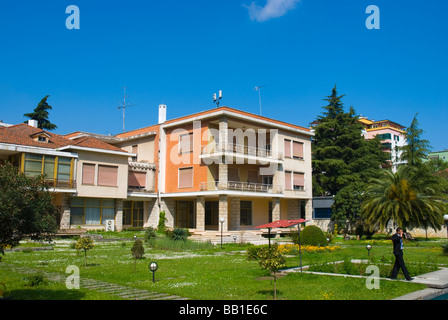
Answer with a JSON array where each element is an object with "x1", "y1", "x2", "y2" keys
[{"x1": 273, "y1": 273, "x2": 277, "y2": 300}]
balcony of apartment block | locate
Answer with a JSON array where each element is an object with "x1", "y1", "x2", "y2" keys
[
  {"x1": 200, "y1": 143, "x2": 283, "y2": 165},
  {"x1": 43, "y1": 178, "x2": 77, "y2": 190},
  {"x1": 199, "y1": 180, "x2": 283, "y2": 194},
  {"x1": 127, "y1": 161, "x2": 156, "y2": 194}
]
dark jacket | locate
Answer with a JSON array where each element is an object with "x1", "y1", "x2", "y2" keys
[{"x1": 391, "y1": 233, "x2": 403, "y2": 255}]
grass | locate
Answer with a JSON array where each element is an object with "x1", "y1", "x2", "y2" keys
[{"x1": 1, "y1": 232, "x2": 447, "y2": 300}]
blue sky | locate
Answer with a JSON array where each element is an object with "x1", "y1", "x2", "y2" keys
[{"x1": 0, "y1": 1, "x2": 447, "y2": 150}]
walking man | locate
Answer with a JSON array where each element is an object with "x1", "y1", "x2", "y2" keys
[{"x1": 390, "y1": 227, "x2": 413, "y2": 281}]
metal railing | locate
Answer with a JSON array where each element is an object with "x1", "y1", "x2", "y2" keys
[
  {"x1": 199, "y1": 181, "x2": 283, "y2": 194},
  {"x1": 201, "y1": 143, "x2": 282, "y2": 160},
  {"x1": 128, "y1": 186, "x2": 155, "y2": 193},
  {"x1": 44, "y1": 179, "x2": 76, "y2": 189}
]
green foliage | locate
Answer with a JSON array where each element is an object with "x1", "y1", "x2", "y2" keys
[
  {"x1": 75, "y1": 237, "x2": 94, "y2": 267},
  {"x1": 158, "y1": 211, "x2": 167, "y2": 233},
  {"x1": 131, "y1": 239, "x2": 145, "y2": 259},
  {"x1": 24, "y1": 274, "x2": 45, "y2": 287},
  {"x1": 400, "y1": 114, "x2": 430, "y2": 167},
  {"x1": 296, "y1": 225, "x2": 327, "y2": 246},
  {"x1": 362, "y1": 165, "x2": 447, "y2": 230},
  {"x1": 257, "y1": 244, "x2": 286, "y2": 274},
  {"x1": 247, "y1": 245, "x2": 270, "y2": 261},
  {"x1": 166, "y1": 228, "x2": 190, "y2": 241},
  {"x1": 23, "y1": 95, "x2": 57, "y2": 130},
  {"x1": 0, "y1": 162, "x2": 59, "y2": 255},
  {"x1": 144, "y1": 227, "x2": 157, "y2": 242},
  {"x1": 312, "y1": 86, "x2": 388, "y2": 228},
  {"x1": 442, "y1": 244, "x2": 448, "y2": 256}
]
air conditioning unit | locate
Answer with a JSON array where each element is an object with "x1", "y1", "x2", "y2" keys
[{"x1": 105, "y1": 219, "x2": 115, "y2": 232}]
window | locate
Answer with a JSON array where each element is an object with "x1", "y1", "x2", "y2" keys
[
  {"x1": 285, "y1": 171, "x2": 304, "y2": 190},
  {"x1": 176, "y1": 200, "x2": 195, "y2": 228},
  {"x1": 128, "y1": 171, "x2": 146, "y2": 188},
  {"x1": 284, "y1": 139, "x2": 291, "y2": 158},
  {"x1": 262, "y1": 176, "x2": 273, "y2": 186},
  {"x1": 285, "y1": 171, "x2": 292, "y2": 190},
  {"x1": 70, "y1": 198, "x2": 115, "y2": 225},
  {"x1": 23, "y1": 153, "x2": 72, "y2": 183},
  {"x1": 240, "y1": 201, "x2": 252, "y2": 225},
  {"x1": 314, "y1": 208, "x2": 332, "y2": 219},
  {"x1": 178, "y1": 167, "x2": 193, "y2": 188},
  {"x1": 131, "y1": 145, "x2": 138, "y2": 162},
  {"x1": 179, "y1": 133, "x2": 193, "y2": 154},
  {"x1": 82, "y1": 163, "x2": 95, "y2": 185},
  {"x1": 293, "y1": 172, "x2": 304, "y2": 190},
  {"x1": 97, "y1": 165, "x2": 118, "y2": 187},
  {"x1": 285, "y1": 139, "x2": 304, "y2": 159},
  {"x1": 292, "y1": 141, "x2": 304, "y2": 159}
]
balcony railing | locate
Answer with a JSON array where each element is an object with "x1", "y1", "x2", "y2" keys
[
  {"x1": 128, "y1": 186, "x2": 155, "y2": 193},
  {"x1": 199, "y1": 181, "x2": 283, "y2": 194},
  {"x1": 201, "y1": 143, "x2": 282, "y2": 160},
  {"x1": 44, "y1": 179, "x2": 76, "y2": 189}
]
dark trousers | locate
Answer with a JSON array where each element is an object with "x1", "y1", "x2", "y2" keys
[{"x1": 390, "y1": 252, "x2": 411, "y2": 280}]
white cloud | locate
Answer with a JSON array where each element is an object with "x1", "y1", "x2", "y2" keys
[{"x1": 245, "y1": 0, "x2": 301, "y2": 22}]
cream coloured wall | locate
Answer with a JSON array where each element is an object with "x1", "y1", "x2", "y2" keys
[{"x1": 75, "y1": 151, "x2": 129, "y2": 199}]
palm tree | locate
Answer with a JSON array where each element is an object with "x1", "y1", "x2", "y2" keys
[{"x1": 361, "y1": 165, "x2": 447, "y2": 231}]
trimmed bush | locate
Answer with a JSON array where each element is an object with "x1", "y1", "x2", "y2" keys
[
  {"x1": 131, "y1": 239, "x2": 145, "y2": 259},
  {"x1": 293, "y1": 225, "x2": 327, "y2": 246}
]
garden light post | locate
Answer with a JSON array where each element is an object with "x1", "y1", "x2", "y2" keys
[
  {"x1": 366, "y1": 244, "x2": 372, "y2": 257},
  {"x1": 149, "y1": 261, "x2": 158, "y2": 283},
  {"x1": 298, "y1": 224, "x2": 302, "y2": 273},
  {"x1": 220, "y1": 217, "x2": 225, "y2": 249},
  {"x1": 444, "y1": 215, "x2": 448, "y2": 239}
]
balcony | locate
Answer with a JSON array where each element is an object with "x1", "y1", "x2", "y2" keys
[
  {"x1": 199, "y1": 181, "x2": 283, "y2": 194},
  {"x1": 200, "y1": 143, "x2": 283, "y2": 164},
  {"x1": 43, "y1": 179, "x2": 76, "y2": 190}
]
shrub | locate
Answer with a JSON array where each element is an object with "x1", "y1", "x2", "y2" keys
[
  {"x1": 158, "y1": 211, "x2": 167, "y2": 233},
  {"x1": 24, "y1": 274, "x2": 45, "y2": 287},
  {"x1": 167, "y1": 228, "x2": 190, "y2": 241},
  {"x1": 294, "y1": 225, "x2": 327, "y2": 246},
  {"x1": 247, "y1": 245, "x2": 270, "y2": 261},
  {"x1": 131, "y1": 239, "x2": 145, "y2": 259},
  {"x1": 144, "y1": 227, "x2": 157, "y2": 242},
  {"x1": 442, "y1": 243, "x2": 448, "y2": 256}
]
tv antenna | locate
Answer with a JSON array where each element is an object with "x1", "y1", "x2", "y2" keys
[
  {"x1": 213, "y1": 90, "x2": 223, "y2": 107},
  {"x1": 117, "y1": 87, "x2": 135, "y2": 132},
  {"x1": 254, "y1": 85, "x2": 265, "y2": 116}
]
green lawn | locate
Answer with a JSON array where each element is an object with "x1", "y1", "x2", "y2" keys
[{"x1": 1, "y1": 233, "x2": 446, "y2": 300}]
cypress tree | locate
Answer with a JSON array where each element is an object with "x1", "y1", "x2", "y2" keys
[
  {"x1": 312, "y1": 86, "x2": 388, "y2": 231},
  {"x1": 24, "y1": 95, "x2": 57, "y2": 130}
]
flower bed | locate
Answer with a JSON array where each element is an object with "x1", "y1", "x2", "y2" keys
[{"x1": 278, "y1": 244, "x2": 342, "y2": 254}]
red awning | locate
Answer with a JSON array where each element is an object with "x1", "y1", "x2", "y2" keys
[{"x1": 255, "y1": 219, "x2": 309, "y2": 229}]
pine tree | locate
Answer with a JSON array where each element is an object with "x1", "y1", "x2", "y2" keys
[
  {"x1": 400, "y1": 113, "x2": 430, "y2": 167},
  {"x1": 312, "y1": 86, "x2": 388, "y2": 231},
  {"x1": 23, "y1": 95, "x2": 57, "y2": 130}
]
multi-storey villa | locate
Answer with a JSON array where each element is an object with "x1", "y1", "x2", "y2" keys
[{"x1": 0, "y1": 106, "x2": 314, "y2": 241}]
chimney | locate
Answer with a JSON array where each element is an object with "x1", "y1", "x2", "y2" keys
[
  {"x1": 158, "y1": 104, "x2": 166, "y2": 124},
  {"x1": 28, "y1": 119, "x2": 38, "y2": 128}
]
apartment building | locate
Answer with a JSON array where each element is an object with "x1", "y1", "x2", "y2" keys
[
  {"x1": 0, "y1": 106, "x2": 314, "y2": 239},
  {"x1": 359, "y1": 117, "x2": 407, "y2": 172}
]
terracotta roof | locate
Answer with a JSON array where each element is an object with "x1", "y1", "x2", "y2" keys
[
  {"x1": 164, "y1": 106, "x2": 312, "y2": 132},
  {"x1": 0, "y1": 123, "x2": 127, "y2": 153}
]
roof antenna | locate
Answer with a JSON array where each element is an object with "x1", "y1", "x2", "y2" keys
[
  {"x1": 255, "y1": 85, "x2": 265, "y2": 116},
  {"x1": 213, "y1": 90, "x2": 222, "y2": 108},
  {"x1": 117, "y1": 87, "x2": 135, "y2": 132}
]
